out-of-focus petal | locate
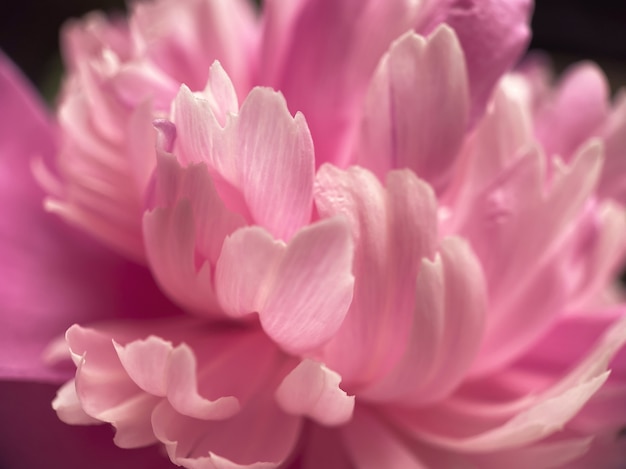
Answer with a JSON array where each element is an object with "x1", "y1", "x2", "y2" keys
[
  {"x1": 0, "y1": 52, "x2": 178, "y2": 383},
  {"x1": 466, "y1": 142, "x2": 603, "y2": 373},
  {"x1": 533, "y1": 62, "x2": 610, "y2": 161},
  {"x1": 418, "y1": 0, "x2": 532, "y2": 124},
  {"x1": 130, "y1": 0, "x2": 258, "y2": 96}
]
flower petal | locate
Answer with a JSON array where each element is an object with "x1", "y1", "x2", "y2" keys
[
  {"x1": 275, "y1": 359, "x2": 355, "y2": 426},
  {"x1": 216, "y1": 217, "x2": 355, "y2": 354},
  {"x1": 356, "y1": 26, "x2": 469, "y2": 193}
]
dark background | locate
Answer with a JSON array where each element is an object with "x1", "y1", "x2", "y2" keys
[{"x1": 1, "y1": 0, "x2": 625, "y2": 99}]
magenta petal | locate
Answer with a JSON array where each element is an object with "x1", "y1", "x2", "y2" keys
[{"x1": 420, "y1": 0, "x2": 532, "y2": 124}]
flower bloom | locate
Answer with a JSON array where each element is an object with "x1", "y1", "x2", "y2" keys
[{"x1": 1, "y1": 0, "x2": 626, "y2": 468}]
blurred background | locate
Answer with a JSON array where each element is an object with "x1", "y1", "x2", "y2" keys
[{"x1": 0, "y1": 0, "x2": 625, "y2": 101}]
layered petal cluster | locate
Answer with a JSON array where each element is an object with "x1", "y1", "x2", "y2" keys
[{"x1": 2, "y1": 0, "x2": 626, "y2": 468}]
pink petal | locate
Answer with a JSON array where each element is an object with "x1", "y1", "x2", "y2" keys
[
  {"x1": 534, "y1": 62, "x2": 610, "y2": 161},
  {"x1": 465, "y1": 141, "x2": 604, "y2": 373},
  {"x1": 315, "y1": 165, "x2": 439, "y2": 387},
  {"x1": 260, "y1": 0, "x2": 422, "y2": 166},
  {"x1": 419, "y1": 0, "x2": 532, "y2": 124},
  {"x1": 215, "y1": 217, "x2": 355, "y2": 354},
  {"x1": 0, "y1": 52, "x2": 177, "y2": 382},
  {"x1": 275, "y1": 359, "x2": 355, "y2": 426},
  {"x1": 173, "y1": 79, "x2": 315, "y2": 240},
  {"x1": 130, "y1": 0, "x2": 258, "y2": 95},
  {"x1": 356, "y1": 26, "x2": 469, "y2": 193},
  {"x1": 391, "y1": 315, "x2": 626, "y2": 452},
  {"x1": 363, "y1": 237, "x2": 487, "y2": 404},
  {"x1": 152, "y1": 393, "x2": 301, "y2": 468}
]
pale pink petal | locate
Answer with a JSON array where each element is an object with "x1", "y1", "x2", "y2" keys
[
  {"x1": 130, "y1": 0, "x2": 258, "y2": 95},
  {"x1": 260, "y1": 0, "x2": 422, "y2": 166},
  {"x1": 53, "y1": 379, "x2": 101, "y2": 425},
  {"x1": 391, "y1": 315, "x2": 626, "y2": 452},
  {"x1": 315, "y1": 165, "x2": 439, "y2": 387},
  {"x1": 534, "y1": 62, "x2": 610, "y2": 161},
  {"x1": 232, "y1": 87, "x2": 315, "y2": 240},
  {"x1": 216, "y1": 217, "x2": 355, "y2": 354},
  {"x1": 165, "y1": 344, "x2": 240, "y2": 420},
  {"x1": 152, "y1": 393, "x2": 301, "y2": 468},
  {"x1": 363, "y1": 237, "x2": 487, "y2": 404},
  {"x1": 466, "y1": 141, "x2": 604, "y2": 373},
  {"x1": 173, "y1": 75, "x2": 315, "y2": 240},
  {"x1": 275, "y1": 359, "x2": 354, "y2": 426},
  {"x1": 114, "y1": 337, "x2": 171, "y2": 396},
  {"x1": 0, "y1": 52, "x2": 177, "y2": 383},
  {"x1": 356, "y1": 26, "x2": 469, "y2": 193},
  {"x1": 443, "y1": 75, "x2": 534, "y2": 234},
  {"x1": 143, "y1": 201, "x2": 219, "y2": 314}
]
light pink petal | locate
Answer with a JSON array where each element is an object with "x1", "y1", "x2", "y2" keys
[
  {"x1": 466, "y1": 141, "x2": 604, "y2": 373},
  {"x1": 356, "y1": 26, "x2": 468, "y2": 193},
  {"x1": 315, "y1": 165, "x2": 438, "y2": 387},
  {"x1": 275, "y1": 359, "x2": 354, "y2": 426},
  {"x1": 152, "y1": 393, "x2": 301, "y2": 468},
  {"x1": 216, "y1": 217, "x2": 355, "y2": 354},
  {"x1": 443, "y1": 75, "x2": 534, "y2": 233},
  {"x1": 418, "y1": 0, "x2": 532, "y2": 124},
  {"x1": 114, "y1": 337, "x2": 170, "y2": 396},
  {"x1": 534, "y1": 62, "x2": 610, "y2": 161},
  {"x1": 144, "y1": 201, "x2": 219, "y2": 315},
  {"x1": 165, "y1": 344, "x2": 240, "y2": 420},
  {"x1": 130, "y1": 0, "x2": 258, "y2": 95},
  {"x1": 363, "y1": 237, "x2": 487, "y2": 404},
  {"x1": 232, "y1": 87, "x2": 315, "y2": 240},
  {"x1": 0, "y1": 52, "x2": 176, "y2": 382},
  {"x1": 65, "y1": 325, "x2": 161, "y2": 448},
  {"x1": 392, "y1": 315, "x2": 626, "y2": 452},
  {"x1": 53, "y1": 379, "x2": 101, "y2": 425},
  {"x1": 260, "y1": 0, "x2": 422, "y2": 166},
  {"x1": 173, "y1": 76, "x2": 315, "y2": 240}
]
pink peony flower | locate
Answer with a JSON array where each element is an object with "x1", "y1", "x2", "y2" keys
[{"x1": 1, "y1": 0, "x2": 626, "y2": 468}]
